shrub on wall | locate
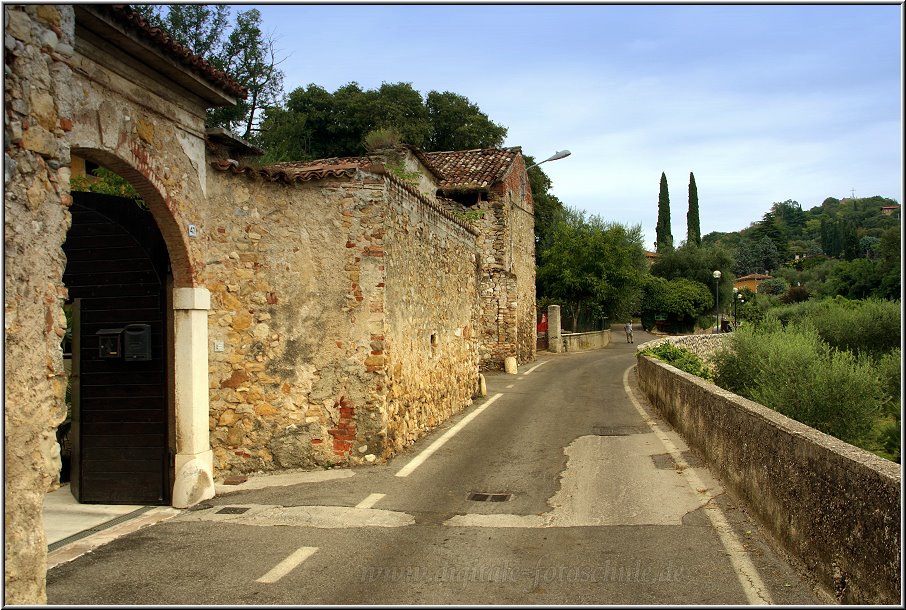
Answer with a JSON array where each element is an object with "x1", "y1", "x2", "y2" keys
[{"x1": 640, "y1": 341, "x2": 714, "y2": 381}]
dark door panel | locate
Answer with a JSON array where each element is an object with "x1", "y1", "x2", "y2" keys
[{"x1": 63, "y1": 193, "x2": 170, "y2": 505}]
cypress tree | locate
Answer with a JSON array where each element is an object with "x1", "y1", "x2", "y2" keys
[
  {"x1": 655, "y1": 172, "x2": 673, "y2": 252},
  {"x1": 687, "y1": 172, "x2": 701, "y2": 246}
]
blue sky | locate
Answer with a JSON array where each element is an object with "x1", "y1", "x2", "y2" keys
[{"x1": 250, "y1": 3, "x2": 902, "y2": 250}]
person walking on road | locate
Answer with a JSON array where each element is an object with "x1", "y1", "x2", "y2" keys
[{"x1": 624, "y1": 321, "x2": 634, "y2": 343}]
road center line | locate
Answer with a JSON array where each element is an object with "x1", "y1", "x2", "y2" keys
[
  {"x1": 255, "y1": 546, "x2": 318, "y2": 584},
  {"x1": 622, "y1": 365, "x2": 773, "y2": 605},
  {"x1": 355, "y1": 493, "x2": 385, "y2": 509},
  {"x1": 395, "y1": 393, "x2": 503, "y2": 478}
]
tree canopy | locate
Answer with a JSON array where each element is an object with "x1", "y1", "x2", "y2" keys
[
  {"x1": 136, "y1": 5, "x2": 284, "y2": 139},
  {"x1": 639, "y1": 275, "x2": 713, "y2": 333},
  {"x1": 256, "y1": 82, "x2": 507, "y2": 162},
  {"x1": 537, "y1": 207, "x2": 647, "y2": 329}
]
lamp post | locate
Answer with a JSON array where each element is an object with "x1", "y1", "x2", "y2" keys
[
  {"x1": 713, "y1": 270, "x2": 722, "y2": 333},
  {"x1": 525, "y1": 150, "x2": 571, "y2": 170},
  {"x1": 733, "y1": 287, "x2": 739, "y2": 327}
]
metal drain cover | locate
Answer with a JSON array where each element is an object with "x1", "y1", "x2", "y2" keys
[
  {"x1": 216, "y1": 506, "x2": 250, "y2": 514},
  {"x1": 468, "y1": 492, "x2": 512, "y2": 502}
]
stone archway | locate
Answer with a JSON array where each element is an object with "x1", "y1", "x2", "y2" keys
[{"x1": 68, "y1": 150, "x2": 214, "y2": 508}]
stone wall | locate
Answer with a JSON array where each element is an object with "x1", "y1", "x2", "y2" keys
[
  {"x1": 500, "y1": 155, "x2": 536, "y2": 364},
  {"x1": 204, "y1": 169, "x2": 484, "y2": 473},
  {"x1": 382, "y1": 178, "x2": 480, "y2": 452},
  {"x1": 204, "y1": 171, "x2": 389, "y2": 473},
  {"x1": 642, "y1": 333, "x2": 728, "y2": 363},
  {"x1": 4, "y1": 4, "x2": 75, "y2": 603},
  {"x1": 636, "y1": 351, "x2": 901, "y2": 605},
  {"x1": 475, "y1": 156, "x2": 536, "y2": 369},
  {"x1": 561, "y1": 330, "x2": 612, "y2": 352}
]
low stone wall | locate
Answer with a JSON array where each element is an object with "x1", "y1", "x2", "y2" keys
[
  {"x1": 561, "y1": 330, "x2": 611, "y2": 352},
  {"x1": 645, "y1": 333, "x2": 728, "y2": 363},
  {"x1": 636, "y1": 350, "x2": 901, "y2": 604}
]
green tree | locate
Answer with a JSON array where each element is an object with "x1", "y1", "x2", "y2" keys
[
  {"x1": 734, "y1": 235, "x2": 781, "y2": 275},
  {"x1": 876, "y1": 226, "x2": 901, "y2": 299},
  {"x1": 655, "y1": 172, "x2": 673, "y2": 252},
  {"x1": 639, "y1": 275, "x2": 713, "y2": 332},
  {"x1": 757, "y1": 277, "x2": 790, "y2": 296},
  {"x1": 216, "y1": 9, "x2": 284, "y2": 138},
  {"x1": 526, "y1": 157, "x2": 565, "y2": 266},
  {"x1": 137, "y1": 5, "x2": 284, "y2": 138},
  {"x1": 687, "y1": 172, "x2": 701, "y2": 246},
  {"x1": 537, "y1": 208, "x2": 647, "y2": 329},
  {"x1": 258, "y1": 82, "x2": 508, "y2": 161},
  {"x1": 425, "y1": 91, "x2": 507, "y2": 151},
  {"x1": 134, "y1": 4, "x2": 229, "y2": 59}
]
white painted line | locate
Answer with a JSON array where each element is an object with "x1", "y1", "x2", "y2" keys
[
  {"x1": 623, "y1": 366, "x2": 773, "y2": 605},
  {"x1": 255, "y1": 546, "x2": 319, "y2": 584},
  {"x1": 523, "y1": 361, "x2": 548, "y2": 375},
  {"x1": 506, "y1": 384, "x2": 515, "y2": 389},
  {"x1": 395, "y1": 393, "x2": 503, "y2": 478},
  {"x1": 355, "y1": 493, "x2": 385, "y2": 509}
]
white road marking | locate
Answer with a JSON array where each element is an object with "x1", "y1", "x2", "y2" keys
[
  {"x1": 395, "y1": 393, "x2": 503, "y2": 478},
  {"x1": 355, "y1": 493, "x2": 385, "y2": 509},
  {"x1": 622, "y1": 365, "x2": 773, "y2": 605},
  {"x1": 523, "y1": 361, "x2": 548, "y2": 375},
  {"x1": 256, "y1": 546, "x2": 318, "y2": 583},
  {"x1": 506, "y1": 384, "x2": 515, "y2": 388}
]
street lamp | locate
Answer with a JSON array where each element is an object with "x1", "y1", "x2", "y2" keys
[
  {"x1": 525, "y1": 150, "x2": 571, "y2": 170},
  {"x1": 733, "y1": 287, "x2": 740, "y2": 327},
  {"x1": 713, "y1": 270, "x2": 722, "y2": 333}
]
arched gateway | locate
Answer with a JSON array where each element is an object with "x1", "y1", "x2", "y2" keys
[{"x1": 58, "y1": 5, "x2": 245, "y2": 508}]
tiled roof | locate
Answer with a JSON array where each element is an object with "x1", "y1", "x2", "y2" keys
[
  {"x1": 736, "y1": 273, "x2": 772, "y2": 281},
  {"x1": 423, "y1": 147, "x2": 522, "y2": 190},
  {"x1": 102, "y1": 5, "x2": 246, "y2": 99},
  {"x1": 211, "y1": 157, "x2": 376, "y2": 183}
]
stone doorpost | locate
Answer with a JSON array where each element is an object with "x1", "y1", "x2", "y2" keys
[{"x1": 171, "y1": 287, "x2": 215, "y2": 508}]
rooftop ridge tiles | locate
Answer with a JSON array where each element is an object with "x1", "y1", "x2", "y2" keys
[{"x1": 104, "y1": 5, "x2": 247, "y2": 99}]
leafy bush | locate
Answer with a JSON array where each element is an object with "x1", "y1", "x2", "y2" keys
[
  {"x1": 713, "y1": 321, "x2": 885, "y2": 450},
  {"x1": 768, "y1": 297, "x2": 900, "y2": 357},
  {"x1": 363, "y1": 127, "x2": 401, "y2": 151},
  {"x1": 640, "y1": 341, "x2": 714, "y2": 381}
]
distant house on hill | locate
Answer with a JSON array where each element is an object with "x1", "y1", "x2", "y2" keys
[
  {"x1": 881, "y1": 205, "x2": 900, "y2": 217},
  {"x1": 735, "y1": 273, "x2": 772, "y2": 293}
]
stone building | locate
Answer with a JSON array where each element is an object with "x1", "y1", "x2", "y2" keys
[{"x1": 4, "y1": 5, "x2": 535, "y2": 602}]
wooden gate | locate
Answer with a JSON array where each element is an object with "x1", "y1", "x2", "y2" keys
[{"x1": 63, "y1": 192, "x2": 170, "y2": 504}]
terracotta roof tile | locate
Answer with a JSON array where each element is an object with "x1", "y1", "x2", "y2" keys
[
  {"x1": 423, "y1": 147, "x2": 521, "y2": 190},
  {"x1": 104, "y1": 5, "x2": 246, "y2": 99},
  {"x1": 211, "y1": 158, "x2": 368, "y2": 183}
]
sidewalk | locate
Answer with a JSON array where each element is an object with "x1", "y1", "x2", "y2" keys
[
  {"x1": 44, "y1": 469, "x2": 356, "y2": 569},
  {"x1": 44, "y1": 484, "x2": 179, "y2": 569}
]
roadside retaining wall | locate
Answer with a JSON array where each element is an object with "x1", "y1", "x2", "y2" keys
[
  {"x1": 645, "y1": 333, "x2": 727, "y2": 363},
  {"x1": 636, "y1": 348, "x2": 901, "y2": 604},
  {"x1": 561, "y1": 330, "x2": 611, "y2": 352}
]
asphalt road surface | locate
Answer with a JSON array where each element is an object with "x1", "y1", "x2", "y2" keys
[{"x1": 46, "y1": 333, "x2": 823, "y2": 604}]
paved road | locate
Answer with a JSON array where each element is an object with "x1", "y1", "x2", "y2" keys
[{"x1": 46, "y1": 331, "x2": 822, "y2": 604}]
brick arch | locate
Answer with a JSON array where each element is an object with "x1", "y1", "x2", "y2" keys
[{"x1": 70, "y1": 147, "x2": 195, "y2": 288}]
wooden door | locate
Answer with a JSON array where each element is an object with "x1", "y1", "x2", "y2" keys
[{"x1": 62, "y1": 192, "x2": 170, "y2": 504}]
